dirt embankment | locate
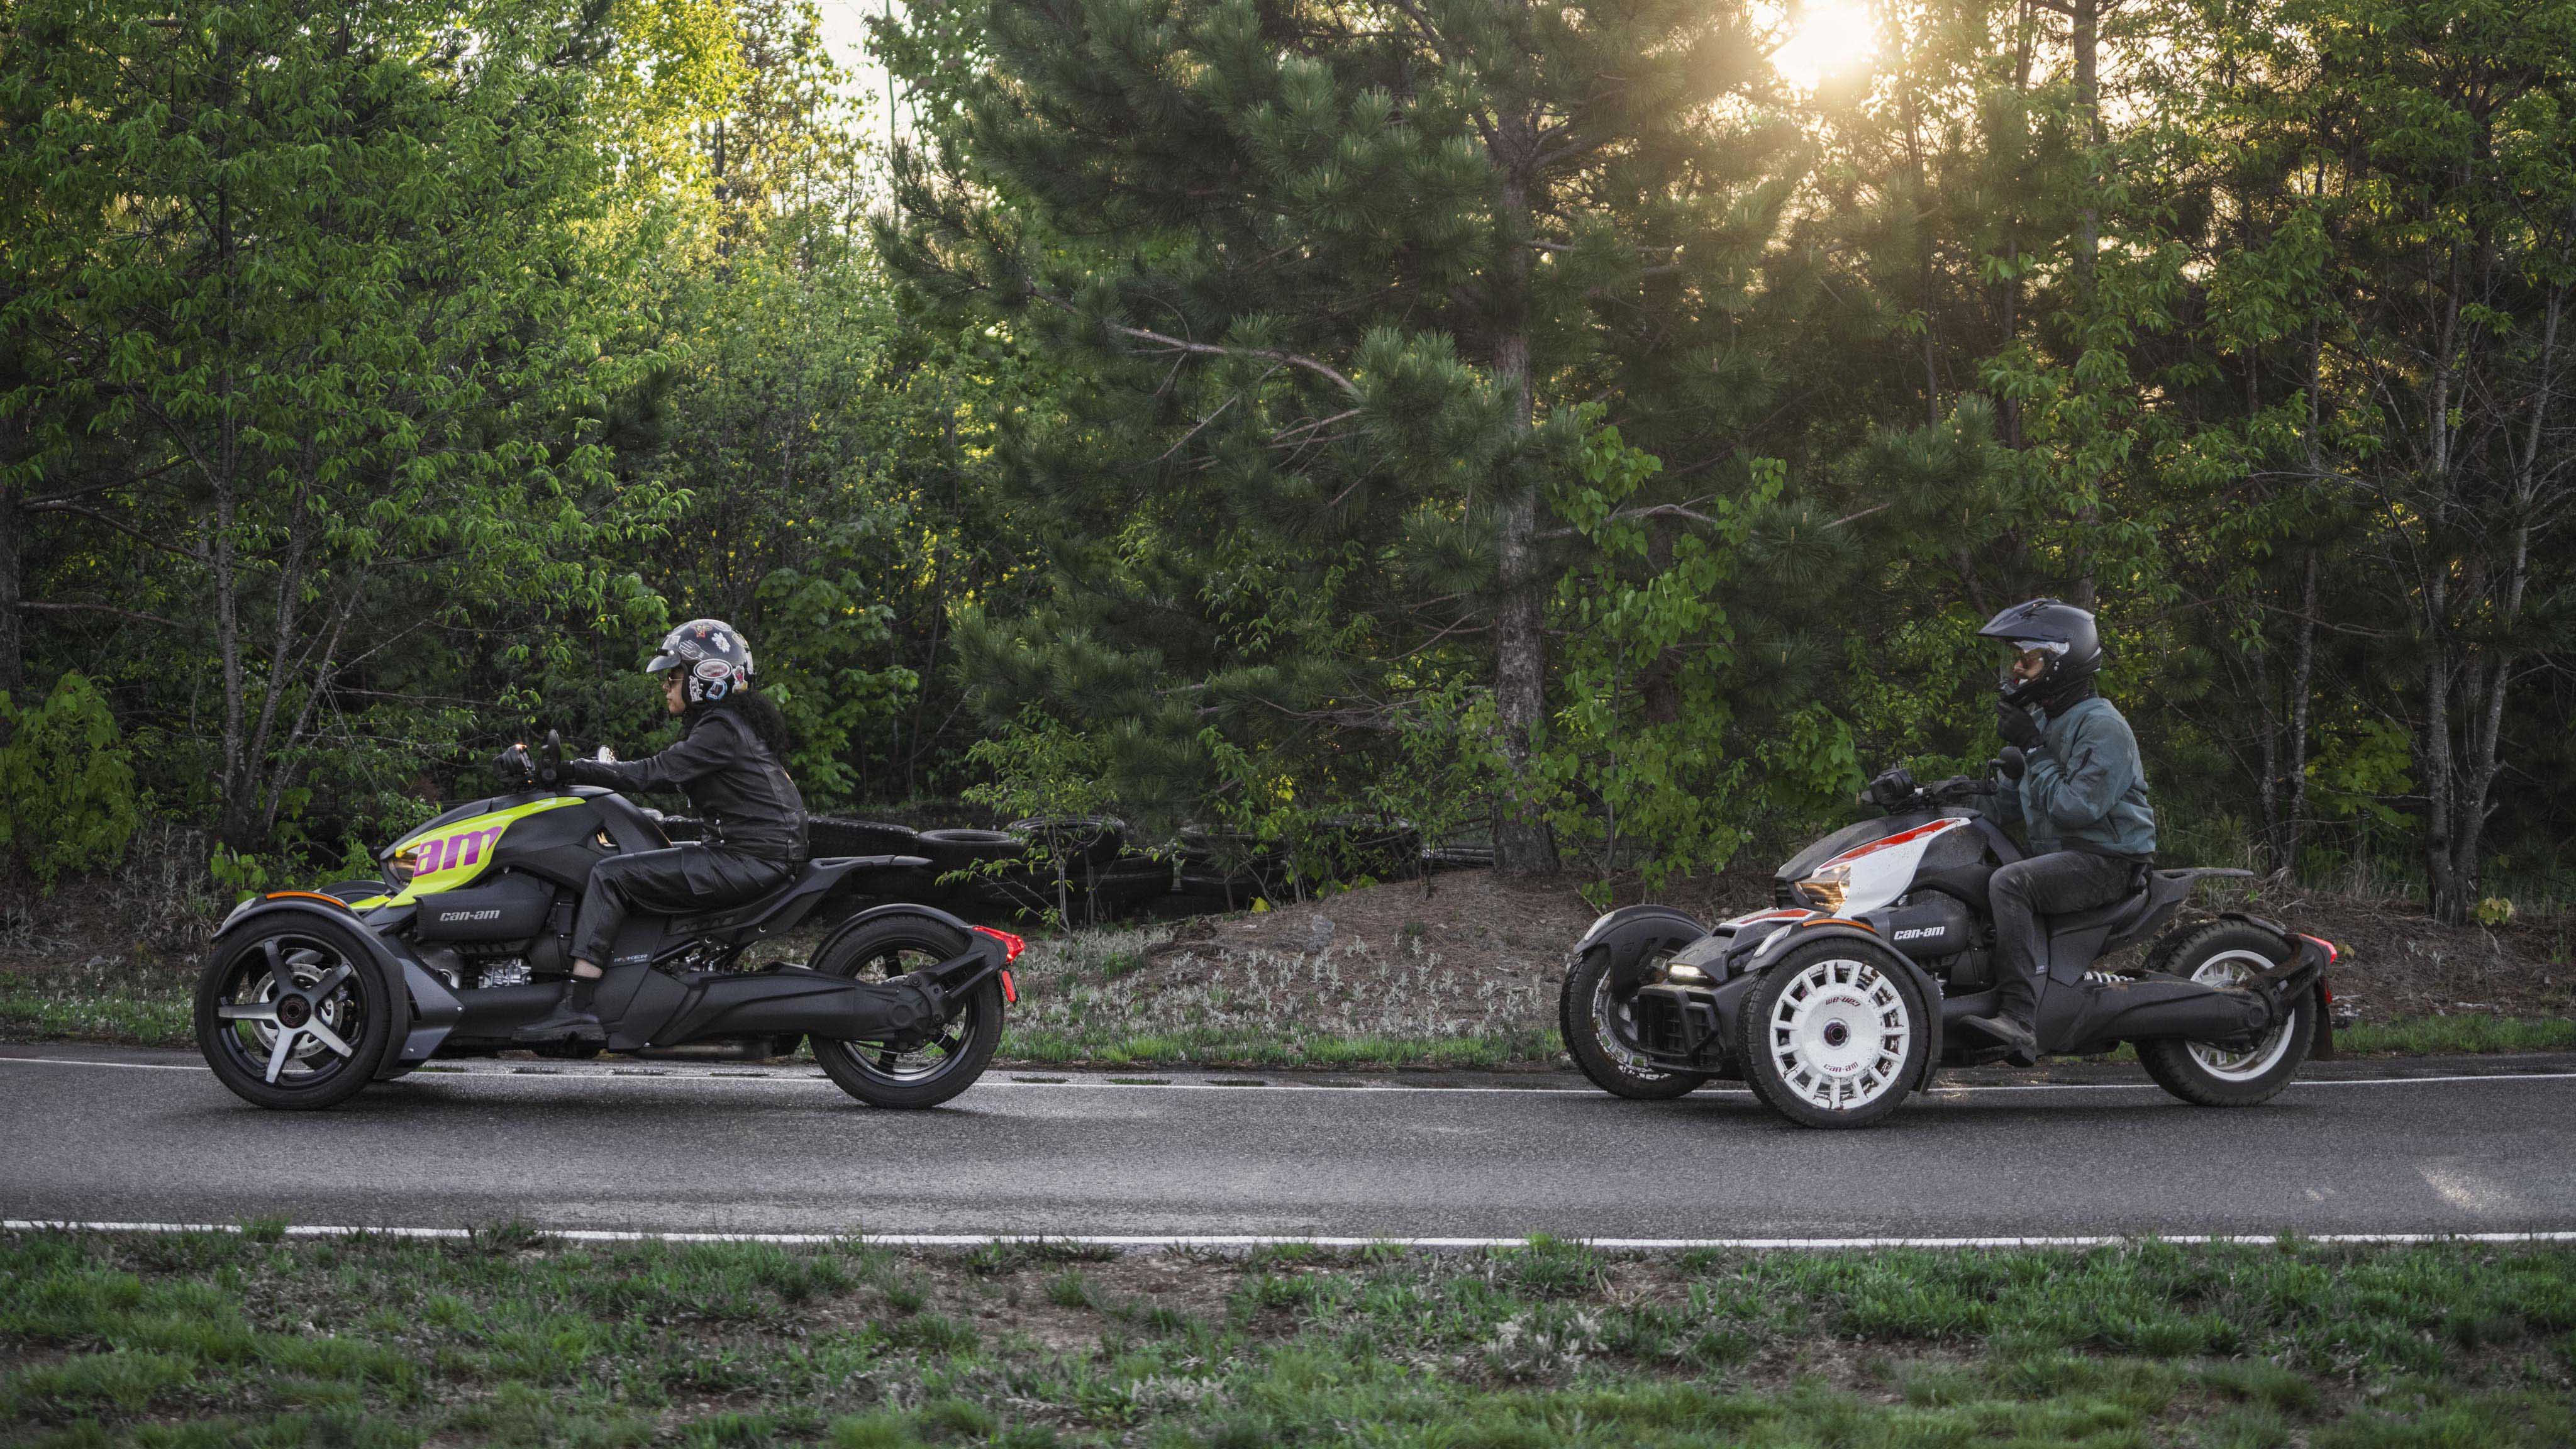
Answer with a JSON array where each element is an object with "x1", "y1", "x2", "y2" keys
[{"x1": 1104, "y1": 868, "x2": 2574, "y2": 1029}]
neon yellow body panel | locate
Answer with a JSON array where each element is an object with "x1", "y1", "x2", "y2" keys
[{"x1": 347, "y1": 796, "x2": 586, "y2": 909}]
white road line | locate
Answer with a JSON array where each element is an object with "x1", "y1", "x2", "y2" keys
[
  {"x1": 3, "y1": 1055, "x2": 2573, "y2": 1092},
  {"x1": 6, "y1": 1218, "x2": 2575, "y2": 1250}
]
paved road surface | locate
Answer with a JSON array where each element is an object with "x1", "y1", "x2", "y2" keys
[{"x1": 4, "y1": 1045, "x2": 2571, "y2": 1241}]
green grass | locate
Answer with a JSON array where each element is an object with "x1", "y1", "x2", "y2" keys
[
  {"x1": 997, "y1": 1024, "x2": 1557, "y2": 1070},
  {"x1": 4, "y1": 1230, "x2": 2573, "y2": 1448},
  {"x1": 0, "y1": 982, "x2": 191, "y2": 1045},
  {"x1": 8, "y1": 950, "x2": 2568, "y2": 1069},
  {"x1": 2336, "y1": 1014, "x2": 2576, "y2": 1056}
]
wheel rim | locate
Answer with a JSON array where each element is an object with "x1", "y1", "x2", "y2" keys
[
  {"x1": 1767, "y1": 957, "x2": 1910, "y2": 1111},
  {"x1": 818, "y1": 941, "x2": 980, "y2": 1085},
  {"x1": 2184, "y1": 948, "x2": 2296, "y2": 1080},
  {"x1": 211, "y1": 933, "x2": 368, "y2": 1087},
  {"x1": 1591, "y1": 963, "x2": 1668, "y2": 1078}
]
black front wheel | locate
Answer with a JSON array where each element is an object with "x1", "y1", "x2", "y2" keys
[
  {"x1": 196, "y1": 915, "x2": 396, "y2": 1110},
  {"x1": 1559, "y1": 945, "x2": 1709, "y2": 1100},
  {"x1": 809, "y1": 914, "x2": 1003, "y2": 1109}
]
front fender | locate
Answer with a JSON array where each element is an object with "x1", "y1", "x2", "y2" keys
[
  {"x1": 213, "y1": 896, "x2": 433, "y2": 1079},
  {"x1": 1743, "y1": 920, "x2": 1946, "y2": 1092},
  {"x1": 1569, "y1": 905, "x2": 1709, "y2": 996}
]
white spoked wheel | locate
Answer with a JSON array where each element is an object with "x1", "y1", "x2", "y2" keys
[
  {"x1": 2138, "y1": 921, "x2": 2315, "y2": 1108},
  {"x1": 1740, "y1": 941, "x2": 1928, "y2": 1129},
  {"x1": 2185, "y1": 949, "x2": 2297, "y2": 1081}
]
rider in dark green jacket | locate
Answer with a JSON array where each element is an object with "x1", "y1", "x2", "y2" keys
[{"x1": 1967, "y1": 599, "x2": 2156, "y2": 1061}]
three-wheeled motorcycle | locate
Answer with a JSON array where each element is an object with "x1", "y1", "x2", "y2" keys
[
  {"x1": 1561, "y1": 764, "x2": 2336, "y2": 1128},
  {"x1": 195, "y1": 734, "x2": 1019, "y2": 1111}
]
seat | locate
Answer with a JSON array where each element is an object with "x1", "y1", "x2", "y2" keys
[
  {"x1": 2045, "y1": 867, "x2": 2256, "y2": 959},
  {"x1": 666, "y1": 853, "x2": 929, "y2": 940}
]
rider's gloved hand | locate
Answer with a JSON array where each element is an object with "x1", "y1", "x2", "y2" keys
[
  {"x1": 1994, "y1": 745, "x2": 2026, "y2": 782},
  {"x1": 492, "y1": 744, "x2": 535, "y2": 783},
  {"x1": 1995, "y1": 702, "x2": 2043, "y2": 752}
]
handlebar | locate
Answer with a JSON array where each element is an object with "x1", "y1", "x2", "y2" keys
[
  {"x1": 492, "y1": 729, "x2": 568, "y2": 789},
  {"x1": 1858, "y1": 764, "x2": 1999, "y2": 815}
]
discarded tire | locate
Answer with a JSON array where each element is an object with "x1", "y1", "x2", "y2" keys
[
  {"x1": 914, "y1": 828, "x2": 1028, "y2": 874},
  {"x1": 1006, "y1": 816, "x2": 1126, "y2": 870},
  {"x1": 806, "y1": 817, "x2": 926, "y2": 858}
]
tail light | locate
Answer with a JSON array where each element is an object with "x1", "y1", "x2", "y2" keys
[
  {"x1": 999, "y1": 969, "x2": 1018, "y2": 1005},
  {"x1": 972, "y1": 925, "x2": 1025, "y2": 963},
  {"x1": 2297, "y1": 933, "x2": 2340, "y2": 965}
]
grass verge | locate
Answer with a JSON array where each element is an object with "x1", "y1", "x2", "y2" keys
[
  {"x1": 4, "y1": 950, "x2": 2568, "y2": 1066},
  {"x1": 2334, "y1": 1014, "x2": 2576, "y2": 1057},
  {"x1": 4, "y1": 1229, "x2": 2572, "y2": 1448}
]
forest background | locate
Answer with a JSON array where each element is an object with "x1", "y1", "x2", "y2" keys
[{"x1": 3, "y1": 0, "x2": 2571, "y2": 928}]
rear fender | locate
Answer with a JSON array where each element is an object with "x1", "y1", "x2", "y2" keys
[
  {"x1": 1570, "y1": 905, "x2": 1709, "y2": 996},
  {"x1": 1743, "y1": 920, "x2": 1946, "y2": 1092},
  {"x1": 213, "y1": 896, "x2": 436, "y2": 1077},
  {"x1": 812, "y1": 902, "x2": 1013, "y2": 997},
  {"x1": 2216, "y1": 911, "x2": 2338, "y2": 1060}
]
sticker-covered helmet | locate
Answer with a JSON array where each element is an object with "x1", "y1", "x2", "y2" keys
[{"x1": 645, "y1": 619, "x2": 755, "y2": 705}]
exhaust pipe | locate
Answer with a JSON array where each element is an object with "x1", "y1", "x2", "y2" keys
[{"x1": 655, "y1": 967, "x2": 945, "y2": 1046}]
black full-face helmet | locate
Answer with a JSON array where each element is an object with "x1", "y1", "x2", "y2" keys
[
  {"x1": 1977, "y1": 598, "x2": 2102, "y2": 708},
  {"x1": 647, "y1": 619, "x2": 755, "y2": 705}
]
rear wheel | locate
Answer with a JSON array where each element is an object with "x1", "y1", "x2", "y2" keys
[
  {"x1": 196, "y1": 916, "x2": 396, "y2": 1110},
  {"x1": 1559, "y1": 945, "x2": 1709, "y2": 1100},
  {"x1": 2138, "y1": 923, "x2": 2313, "y2": 1107},
  {"x1": 1738, "y1": 941, "x2": 1928, "y2": 1130},
  {"x1": 809, "y1": 914, "x2": 1002, "y2": 1109}
]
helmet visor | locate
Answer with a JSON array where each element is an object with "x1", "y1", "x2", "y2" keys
[{"x1": 645, "y1": 653, "x2": 684, "y2": 674}]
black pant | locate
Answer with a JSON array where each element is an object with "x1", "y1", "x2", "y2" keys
[
  {"x1": 1989, "y1": 851, "x2": 2140, "y2": 1025},
  {"x1": 570, "y1": 844, "x2": 794, "y2": 967}
]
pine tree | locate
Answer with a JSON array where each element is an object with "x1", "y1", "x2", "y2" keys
[{"x1": 880, "y1": 0, "x2": 1798, "y2": 870}]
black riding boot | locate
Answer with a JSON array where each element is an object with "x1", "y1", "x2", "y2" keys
[
  {"x1": 1963, "y1": 982, "x2": 2040, "y2": 1065},
  {"x1": 516, "y1": 973, "x2": 606, "y2": 1044}
]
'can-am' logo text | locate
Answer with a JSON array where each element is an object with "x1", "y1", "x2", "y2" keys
[{"x1": 416, "y1": 826, "x2": 504, "y2": 874}]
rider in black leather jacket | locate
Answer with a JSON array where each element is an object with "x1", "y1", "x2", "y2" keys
[{"x1": 511, "y1": 619, "x2": 807, "y2": 1043}]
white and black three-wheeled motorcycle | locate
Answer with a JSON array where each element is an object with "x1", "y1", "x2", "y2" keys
[{"x1": 1562, "y1": 765, "x2": 2336, "y2": 1128}]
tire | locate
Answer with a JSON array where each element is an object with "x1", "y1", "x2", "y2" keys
[
  {"x1": 1558, "y1": 945, "x2": 1709, "y2": 1099},
  {"x1": 1736, "y1": 940, "x2": 1929, "y2": 1130},
  {"x1": 196, "y1": 914, "x2": 398, "y2": 1110},
  {"x1": 809, "y1": 914, "x2": 1002, "y2": 1109},
  {"x1": 1089, "y1": 855, "x2": 1175, "y2": 914},
  {"x1": 916, "y1": 827, "x2": 1028, "y2": 872},
  {"x1": 1007, "y1": 816, "x2": 1126, "y2": 870},
  {"x1": 808, "y1": 818, "x2": 925, "y2": 858},
  {"x1": 2138, "y1": 922, "x2": 2314, "y2": 1107}
]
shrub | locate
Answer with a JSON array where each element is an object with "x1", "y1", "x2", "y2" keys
[{"x1": 0, "y1": 673, "x2": 141, "y2": 887}]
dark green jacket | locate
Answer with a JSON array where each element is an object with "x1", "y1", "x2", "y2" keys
[{"x1": 1993, "y1": 694, "x2": 2157, "y2": 858}]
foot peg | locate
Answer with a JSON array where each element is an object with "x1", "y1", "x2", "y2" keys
[
  {"x1": 513, "y1": 1008, "x2": 606, "y2": 1045},
  {"x1": 1963, "y1": 1013, "x2": 2040, "y2": 1067}
]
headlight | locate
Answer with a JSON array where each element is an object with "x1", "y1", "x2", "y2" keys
[
  {"x1": 387, "y1": 843, "x2": 431, "y2": 880},
  {"x1": 1663, "y1": 962, "x2": 1709, "y2": 984},
  {"x1": 1797, "y1": 862, "x2": 1850, "y2": 912}
]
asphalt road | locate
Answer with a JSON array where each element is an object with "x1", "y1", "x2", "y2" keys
[{"x1": 4, "y1": 1045, "x2": 2572, "y2": 1242}]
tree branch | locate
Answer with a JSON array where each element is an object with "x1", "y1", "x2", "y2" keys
[{"x1": 19, "y1": 599, "x2": 184, "y2": 628}]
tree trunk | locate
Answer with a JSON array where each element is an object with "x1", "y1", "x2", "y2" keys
[
  {"x1": 2282, "y1": 550, "x2": 2316, "y2": 874},
  {"x1": 1490, "y1": 149, "x2": 1557, "y2": 875},
  {"x1": 0, "y1": 480, "x2": 21, "y2": 704},
  {"x1": 2065, "y1": 0, "x2": 2102, "y2": 611}
]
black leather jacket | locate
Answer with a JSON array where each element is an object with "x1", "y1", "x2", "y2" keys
[{"x1": 564, "y1": 704, "x2": 807, "y2": 862}]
